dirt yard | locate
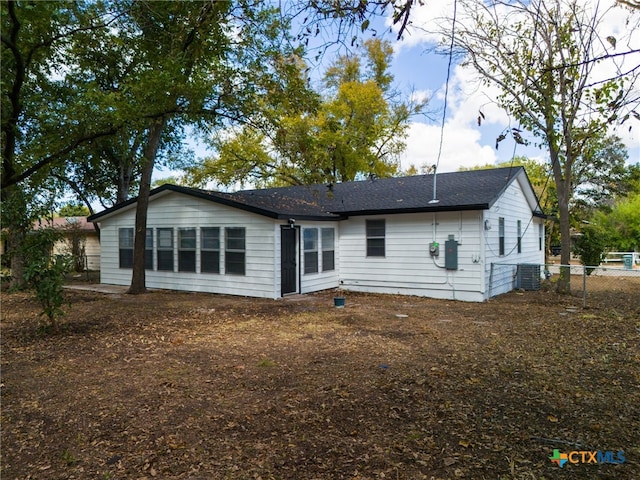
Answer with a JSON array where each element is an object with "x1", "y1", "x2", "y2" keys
[{"x1": 2, "y1": 278, "x2": 639, "y2": 479}]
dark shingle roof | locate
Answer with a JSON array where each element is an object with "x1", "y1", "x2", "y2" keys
[{"x1": 89, "y1": 167, "x2": 541, "y2": 222}]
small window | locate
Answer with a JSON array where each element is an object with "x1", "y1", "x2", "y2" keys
[
  {"x1": 303, "y1": 228, "x2": 318, "y2": 274},
  {"x1": 322, "y1": 228, "x2": 335, "y2": 271},
  {"x1": 145, "y1": 229, "x2": 154, "y2": 270},
  {"x1": 119, "y1": 228, "x2": 134, "y2": 269},
  {"x1": 179, "y1": 228, "x2": 196, "y2": 272},
  {"x1": 517, "y1": 220, "x2": 522, "y2": 254},
  {"x1": 498, "y1": 217, "x2": 505, "y2": 256},
  {"x1": 201, "y1": 227, "x2": 220, "y2": 274},
  {"x1": 366, "y1": 219, "x2": 385, "y2": 257},
  {"x1": 539, "y1": 224, "x2": 543, "y2": 251},
  {"x1": 157, "y1": 228, "x2": 174, "y2": 271},
  {"x1": 225, "y1": 227, "x2": 245, "y2": 275}
]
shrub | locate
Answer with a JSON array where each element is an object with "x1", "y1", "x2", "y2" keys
[
  {"x1": 572, "y1": 224, "x2": 608, "y2": 275},
  {"x1": 22, "y1": 228, "x2": 71, "y2": 333}
]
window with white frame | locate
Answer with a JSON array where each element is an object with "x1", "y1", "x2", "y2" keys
[
  {"x1": 157, "y1": 228, "x2": 174, "y2": 271},
  {"x1": 201, "y1": 227, "x2": 220, "y2": 274},
  {"x1": 498, "y1": 217, "x2": 505, "y2": 256},
  {"x1": 539, "y1": 223, "x2": 543, "y2": 251},
  {"x1": 322, "y1": 228, "x2": 335, "y2": 271},
  {"x1": 517, "y1": 220, "x2": 522, "y2": 254},
  {"x1": 178, "y1": 228, "x2": 196, "y2": 272},
  {"x1": 145, "y1": 229, "x2": 153, "y2": 270},
  {"x1": 225, "y1": 227, "x2": 245, "y2": 275},
  {"x1": 119, "y1": 228, "x2": 134, "y2": 268},
  {"x1": 304, "y1": 228, "x2": 318, "y2": 274},
  {"x1": 366, "y1": 219, "x2": 385, "y2": 257}
]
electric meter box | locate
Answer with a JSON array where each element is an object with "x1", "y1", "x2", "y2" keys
[{"x1": 445, "y1": 239, "x2": 458, "y2": 270}]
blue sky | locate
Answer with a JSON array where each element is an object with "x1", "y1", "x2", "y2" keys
[{"x1": 158, "y1": 0, "x2": 639, "y2": 184}]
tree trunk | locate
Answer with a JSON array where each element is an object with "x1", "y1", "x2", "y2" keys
[
  {"x1": 7, "y1": 227, "x2": 26, "y2": 289},
  {"x1": 2, "y1": 185, "x2": 29, "y2": 289},
  {"x1": 548, "y1": 140, "x2": 572, "y2": 294},
  {"x1": 117, "y1": 160, "x2": 134, "y2": 204},
  {"x1": 128, "y1": 118, "x2": 166, "y2": 294},
  {"x1": 556, "y1": 183, "x2": 572, "y2": 293}
]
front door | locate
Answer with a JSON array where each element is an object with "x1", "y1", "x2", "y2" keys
[{"x1": 281, "y1": 226, "x2": 297, "y2": 295}]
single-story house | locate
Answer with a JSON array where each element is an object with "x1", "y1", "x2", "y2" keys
[
  {"x1": 33, "y1": 216, "x2": 101, "y2": 271},
  {"x1": 88, "y1": 166, "x2": 545, "y2": 302}
]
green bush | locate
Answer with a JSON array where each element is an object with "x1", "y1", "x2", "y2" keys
[
  {"x1": 572, "y1": 224, "x2": 608, "y2": 275},
  {"x1": 22, "y1": 228, "x2": 71, "y2": 333}
]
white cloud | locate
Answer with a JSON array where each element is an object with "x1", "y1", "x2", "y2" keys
[
  {"x1": 401, "y1": 63, "x2": 519, "y2": 173},
  {"x1": 400, "y1": 121, "x2": 498, "y2": 173}
]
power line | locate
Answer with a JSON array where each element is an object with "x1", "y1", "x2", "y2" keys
[{"x1": 430, "y1": 0, "x2": 458, "y2": 203}]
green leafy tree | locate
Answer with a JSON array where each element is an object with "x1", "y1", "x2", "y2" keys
[
  {"x1": 619, "y1": 162, "x2": 640, "y2": 197},
  {"x1": 572, "y1": 223, "x2": 609, "y2": 274},
  {"x1": 58, "y1": 203, "x2": 90, "y2": 217},
  {"x1": 445, "y1": 0, "x2": 639, "y2": 292},
  {"x1": 573, "y1": 135, "x2": 630, "y2": 210},
  {"x1": 594, "y1": 193, "x2": 640, "y2": 251},
  {"x1": 1, "y1": 1, "x2": 116, "y2": 287},
  {"x1": 22, "y1": 227, "x2": 71, "y2": 333},
  {"x1": 188, "y1": 39, "x2": 425, "y2": 188}
]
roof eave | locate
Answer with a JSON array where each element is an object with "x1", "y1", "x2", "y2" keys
[
  {"x1": 274, "y1": 214, "x2": 345, "y2": 221},
  {"x1": 335, "y1": 204, "x2": 491, "y2": 217}
]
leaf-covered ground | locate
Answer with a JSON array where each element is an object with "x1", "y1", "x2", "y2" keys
[{"x1": 2, "y1": 277, "x2": 639, "y2": 479}]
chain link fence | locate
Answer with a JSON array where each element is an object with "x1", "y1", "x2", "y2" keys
[{"x1": 489, "y1": 261, "x2": 640, "y2": 307}]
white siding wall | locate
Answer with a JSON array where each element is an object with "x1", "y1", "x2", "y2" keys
[
  {"x1": 52, "y1": 233, "x2": 100, "y2": 270},
  {"x1": 84, "y1": 234, "x2": 101, "y2": 270},
  {"x1": 338, "y1": 211, "x2": 486, "y2": 302},
  {"x1": 99, "y1": 193, "x2": 278, "y2": 298},
  {"x1": 483, "y1": 178, "x2": 545, "y2": 298}
]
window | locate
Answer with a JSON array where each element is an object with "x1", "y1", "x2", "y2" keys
[
  {"x1": 157, "y1": 228, "x2": 174, "y2": 271},
  {"x1": 366, "y1": 219, "x2": 385, "y2": 257},
  {"x1": 498, "y1": 217, "x2": 505, "y2": 256},
  {"x1": 145, "y1": 229, "x2": 154, "y2": 270},
  {"x1": 539, "y1": 224, "x2": 543, "y2": 251},
  {"x1": 225, "y1": 227, "x2": 245, "y2": 275},
  {"x1": 303, "y1": 228, "x2": 318, "y2": 274},
  {"x1": 119, "y1": 228, "x2": 134, "y2": 268},
  {"x1": 322, "y1": 228, "x2": 335, "y2": 271},
  {"x1": 179, "y1": 228, "x2": 196, "y2": 272},
  {"x1": 517, "y1": 220, "x2": 522, "y2": 254},
  {"x1": 201, "y1": 227, "x2": 220, "y2": 273}
]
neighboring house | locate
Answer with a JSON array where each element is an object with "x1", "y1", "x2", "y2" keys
[
  {"x1": 88, "y1": 167, "x2": 545, "y2": 302},
  {"x1": 34, "y1": 217, "x2": 101, "y2": 271}
]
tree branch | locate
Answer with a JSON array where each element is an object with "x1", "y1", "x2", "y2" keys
[{"x1": 2, "y1": 127, "x2": 119, "y2": 189}]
